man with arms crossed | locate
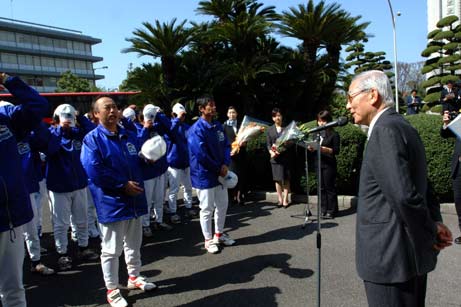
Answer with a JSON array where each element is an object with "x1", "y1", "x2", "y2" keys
[
  {"x1": 347, "y1": 70, "x2": 452, "y2": 306},
  {"x1": 81, "y1": 96, "x2": 155, "y2": 307}
]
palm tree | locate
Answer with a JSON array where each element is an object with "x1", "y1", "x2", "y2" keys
[
  {"x1": 122, "y1": 19, "x2": 193, "y2": 88},
  {"x1": 319, "y1": 12, "x2": 370, "y2": 109}
]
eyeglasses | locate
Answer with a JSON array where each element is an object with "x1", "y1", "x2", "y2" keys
[{"x1": 347, "y1": 88, "x2": 370, "y2": 103}]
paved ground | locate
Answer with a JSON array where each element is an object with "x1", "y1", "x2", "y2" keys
[{"x1": 23, "y1": 194, "x2": 461, "y2": 307}]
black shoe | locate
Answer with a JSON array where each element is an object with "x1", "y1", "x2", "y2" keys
[
  {"x1": 455, "y1": 236, "x2": 461, "y2": 244},
  {"x1": 323, "y1": 213, "x2": 334, "y2": 219}
]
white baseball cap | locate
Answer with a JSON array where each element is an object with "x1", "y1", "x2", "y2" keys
[
  {"x1": 218, "y1": 171, "x2": 238, "y2": 189},
  {"x1": 122, "y1": 107, "x2": 136, "y2": 121},
  {"x1": 172, "y1": 103, "x2": 186, "y2": 115},
  {"x1": 0, "y1": 100, "x2": 13, "y2": 107},
  {"x1": 139, "y1": 135, "x2": 167, "y2": 162},
  {"x1": 54, "y1": 104, "x2": 77, "y2": 127},
  {"x1": 143, "y1": 104, "x2": 160, "y2": 121}
]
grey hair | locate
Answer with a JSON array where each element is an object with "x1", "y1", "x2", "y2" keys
[{"x1": 351, "y1": 70, "x2": 395, "y2": 108}]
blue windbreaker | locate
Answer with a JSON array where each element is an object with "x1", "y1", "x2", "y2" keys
[
  {"x1": 45, "y1": 115, "x2": 95, "y2": 192},
  {"x1": 165, "y1": 117, "x2": 190, "y2": 170},
  {"x1": 18, "y1": 123, "x2": 58, "y2": 194},
  {"x1": 81, "y1": 125, "x2": 147, "y2": 224},
  {"x1": 188, "y1": 117, "x2": 231, "y2": 189},
  {"x1": 0, "y1": 76, "x2": 48, "y2": 233}
]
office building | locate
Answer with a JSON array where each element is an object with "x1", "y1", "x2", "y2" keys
[
  {"x1": 0, "y1": 17, "x2": 103, "y2": 92},
  {"x1": 428, "y1": 0, "x2": 461, "y2": 32}
]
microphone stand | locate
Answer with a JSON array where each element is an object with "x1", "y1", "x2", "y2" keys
[
  {"x1": 294, "y1": 132, "x2": 324, "y2": 307},
  {"x1": 314, "y1": 132, "x2": 323, "y2": 307}
]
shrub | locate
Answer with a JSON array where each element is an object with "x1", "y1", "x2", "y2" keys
[{"x1": 405, "y1": 113, "x2": 454, "y2": 201}]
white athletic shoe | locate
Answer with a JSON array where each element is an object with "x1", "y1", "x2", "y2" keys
[
  {"x1": 107, "y1": 289, "x2": 128, "y2": 307},
  {"x1": 205, "y1": 240, "x2": 220, "y2": 254},
  {"x1": 213, "y1": 233, "x2": 236, "y2": 246},
  {"x1": 127, "y1": 276, "x2": 157, "y2": 291}
]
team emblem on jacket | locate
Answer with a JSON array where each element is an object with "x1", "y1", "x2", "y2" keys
[
  {"x1": 0, "y1": 125, "x2": 13, "y2": 143},
  {"x1": 17, "y1": 142, "x2": 31, "y2": 155},
  {"x1": 126, "y1": 142, "x2": 137, "y2": 155},
  {"x1": 217, "y1": 130, "x2": 225, "y2": 142},
  {"x1": 72, "y1": 140, "x2": 82, "y2": 151}
]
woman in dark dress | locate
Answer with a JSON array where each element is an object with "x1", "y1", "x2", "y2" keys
[
  {"x1": 308, "y1": 110, "x2": 340, "y2": 219},
  {"x1": 266, "y1": 108, "x2": 292, "y2": 208}
]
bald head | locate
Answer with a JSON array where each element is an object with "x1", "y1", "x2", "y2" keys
[{"x1": 93, "y1": 96, "x2": 119, "y2": 131}]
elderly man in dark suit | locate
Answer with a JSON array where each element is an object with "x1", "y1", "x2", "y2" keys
[{"x1": 346, "y1": 70, "x2": 453, "y2": 306}]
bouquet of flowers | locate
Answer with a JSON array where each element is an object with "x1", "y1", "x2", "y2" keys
[
  {"x1": 272, "y1": 120, "x2": 304, "y2": 153},
  {"x1": 231, "y1": 116, "x2": 269, "y2": 155}
]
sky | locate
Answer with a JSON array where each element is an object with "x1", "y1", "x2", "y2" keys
[{"x1": 3, "y1": 0, "x2": 428, "y2": 90}]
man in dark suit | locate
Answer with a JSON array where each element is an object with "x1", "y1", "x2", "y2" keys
[
  {"x1": 346, "y1": 70, "x2": 453, "y2": 306},
  {"x1": 406, "y1": 89, "x2": 422, "y2": 115},
  {"x1": 441, "y1": 111, "x2": 461, "y2": 245},
  {"x1": 440, "y1": 80, "x2": 460, "y2": 113}
]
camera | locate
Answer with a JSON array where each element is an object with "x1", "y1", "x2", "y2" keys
[{"x1": 449, "y1": 111, "x2": 459, "y2": 121}]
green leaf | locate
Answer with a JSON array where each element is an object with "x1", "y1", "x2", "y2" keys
[
  {"x1": 421, "y1": 45, "x2": 441, "y2": 57},
  {"x1": 427, "y1": 29, "x2": 441, "y2": 39},
  {"x1": 423, "y1": 92, "x2": 442, "y2": 103},
  {"x1": 436, "y1": 15, "x2": 459, "y2": 28},
  {"x1": 433, "y1": 30, "x2": 454, "y2": 40}
]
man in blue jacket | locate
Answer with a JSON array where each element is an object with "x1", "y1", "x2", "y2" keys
[
  {"x1": 0, "y1": 73, "x2": 48, "y2": 307},
  {"x1": 188, "y1": 96, "x2": 235, "y2": 254},
  {"x1": 46, "y1": 103, "x2": 98, "y2": 271},
  {"x1": 81, "y1": 96, "x2": 156, "y2": 307},
  {"x1": 165, "y1": 103, "x2": 197, "y2": 224}
]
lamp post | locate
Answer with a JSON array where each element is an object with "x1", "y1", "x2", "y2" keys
[{"x1": 387, "y1": 0, "x2": 400, "y2": 112}]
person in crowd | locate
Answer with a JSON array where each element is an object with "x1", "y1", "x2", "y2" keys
[
  {"x1": 137, "y1": 104, "x2": 175, "y2": 236},
  {"x1": 81, "y1": 96, "x2": 156, "y2": 307},
  {"x1": 0, "y1": 73, "x2": 48, "y2": 307},
  {"x1": 223, "y1": 106, "x2": 248, "y2": 205},
  {"x1": 266, "y1": 108, "x2": 293, "y2": 208},
  {"x1": 347, "y1": 70, "x2": 452, "y2": 306},
  {"x1": 165, "y1": 103, "x2": 197, "y2": 224},
  {"x1": 441, "y1": 110, "x2": 461, "y2": 245},
  {"x1": 440, "y1": 80, "x2": 460, "y2": 113},
  {"x1": 188, "y1": 95, "x2": 235, "y2": 254},
  {"x1": 15, "y1": 120, "x2": 57, "y2": 275},
  {"x1": 307, "y1": 110, "x2": 340, "y2": 219},
  {"x1": 406, "y1": 89, "x2": 422, "y2": 115},
  {"x1": 46, "y1": 103, "x2": 98, "y2": 271}
]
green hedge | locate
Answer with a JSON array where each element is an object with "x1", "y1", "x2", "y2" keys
[
  {"x1": 244, "y1": 114, "x2": 454, "y2": 200},
  {"x1": 405, "y1": 114, "x2": 454, "y2": 201}
]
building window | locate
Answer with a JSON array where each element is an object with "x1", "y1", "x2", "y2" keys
[{"x1": 0, "y1": 30, "x2": 16, "y2": 47}]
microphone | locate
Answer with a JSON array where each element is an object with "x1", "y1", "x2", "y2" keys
[{"x1": 308, "y1": 117, "x2": 348, "y2": 134}]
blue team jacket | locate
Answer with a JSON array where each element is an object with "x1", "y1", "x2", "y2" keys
[
  {"x1": 0, "y1": 76, "x2": 48, "y2": 233},
  {"x1": 46, "y1": 115, "x2": 95, "y2": 192},
  {"x1": 18, "y1": 123, "x2": 59, "y2": 194},
  {"x1": 81, "y1": 125, "x2": 147, "y2": 224},
  {"x1": 165, "y1": 118, "x2": 190, "y2": 170},
  {"x1": 188, "y1": 117, "x2": 231, "y2": 189}
]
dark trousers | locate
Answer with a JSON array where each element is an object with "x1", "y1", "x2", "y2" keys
[
  {"x1": 319, "y1": 165, "x2": 338, "y2": 215},
  {"x1": 453, "y1": 165, "x2": 461, "y2": 232},
  {"x1": 364, "y1": 274, "x2": 427, "y2": 307}
]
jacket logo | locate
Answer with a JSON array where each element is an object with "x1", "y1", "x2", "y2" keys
[
  {"x1": 217, "y1": 131, "x2": 225, "y2": 142},
  {"x1": 0, "y1": 125, "x2": 13, "y2": 143},
  {"x1": 17, "y1": 142, "x2": 31, "y2": 155},
  {"x1": 126, "y1": 142, "x2": 137, "y2": 155},
  {"x1": 72, "y1": 140, "x2": 82, "y2": 151}
]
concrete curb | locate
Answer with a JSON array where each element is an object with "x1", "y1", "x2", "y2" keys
[{"x1": 252, "y1": 191, "x2": 457, "y2": 215}]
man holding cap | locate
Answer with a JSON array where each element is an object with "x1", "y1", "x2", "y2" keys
[
  {"x1": 188, "y1": 96, "x2": 235, "y2": 254},
  {"x1": 81, "y1": 96, "x2": 156, "y2": 307},
  {"x1": 165, "y1": 103, "x2": 197, "y2": 224}
]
